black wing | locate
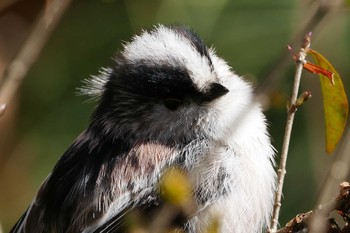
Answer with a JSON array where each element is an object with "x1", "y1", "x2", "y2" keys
[
  {"x1": 10, "y1": 128, "x2": 184, "y2": 233},
  {"x1": 10, "y1": 129, "x2": 132, "y2": 233}
]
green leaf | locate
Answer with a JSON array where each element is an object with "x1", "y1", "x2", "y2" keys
[{"x1": 308, "y1": 49, "x2": 348, "y2": 153}]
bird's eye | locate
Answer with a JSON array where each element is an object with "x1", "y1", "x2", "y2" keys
[{"x1": 164, "y1": 98, "x2": 182, "y2": 111}]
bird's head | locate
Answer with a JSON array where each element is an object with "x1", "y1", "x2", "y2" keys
[{"x1": 82, "y1": 25, "x2": 255, "y2": 145}]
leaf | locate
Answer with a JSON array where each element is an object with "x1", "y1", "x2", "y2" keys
[
  {"x1": 205, "y1": 216, "x2": 220, "y2": 233},
  {"x1": 308, "y1": 49, "x2": 348, "y2": 153},
  {"x1": 160, "y1": 167, "x2": 192, "y2": 206},
  {"x1": 303, "y1": 61, "x2": 335, "y2": 84}
]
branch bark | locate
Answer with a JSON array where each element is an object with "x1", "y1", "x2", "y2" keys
[
  {"x1": 277, "y1": 182, "x2": 350, "y2": 233},
  {"x1": 268, "y1": 33, "x2": 312, "y2": 233}
]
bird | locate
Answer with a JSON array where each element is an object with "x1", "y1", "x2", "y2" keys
[{"x1": 10, "y1": 24, "x2": 276, "y2": 233}]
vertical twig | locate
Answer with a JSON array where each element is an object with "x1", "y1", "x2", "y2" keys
[
  {"x1": 0, "y1": 0, "x2": 73, "y2": 117},
  {"x1": 256, "y1": 0, "x2": 343, "y2": 97},
  {"x1": 268, "y1": 33, "x2": 312, "y2": 232}
]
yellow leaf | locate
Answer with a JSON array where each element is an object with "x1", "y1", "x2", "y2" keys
[
  {"x1": 308, "y1": 49, "x2": 348, "y2": 153},
  {"x1": 160, "y1": 167, "x2": 192, "y2": 206},
  {"x1": 205, "y1": 216, "x2": 220, "y2": 233}
]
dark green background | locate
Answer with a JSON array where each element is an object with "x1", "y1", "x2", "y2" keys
[{"x1": 1, "y1": 0, "x2": 349, "y2": 231}]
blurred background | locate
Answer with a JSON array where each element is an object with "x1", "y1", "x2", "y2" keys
[{"x1": 0, "y1": 0, "x2": 349, "y2": 232}]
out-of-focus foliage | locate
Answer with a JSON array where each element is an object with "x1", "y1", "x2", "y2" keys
[
  {"x1": 160, "y1": 168, "x2": 192, "y2": 207},
  {"x1": 0, "y1": 0, "x2": 350, "y2": 232}
]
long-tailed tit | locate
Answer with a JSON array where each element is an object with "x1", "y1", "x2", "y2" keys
[{"x1": 10, "y1": 25, "x2": 276, "y2": 233}]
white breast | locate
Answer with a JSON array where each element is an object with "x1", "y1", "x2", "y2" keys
[{"x1": 185, "y1": 105, "x2": 276, "y2": 233}]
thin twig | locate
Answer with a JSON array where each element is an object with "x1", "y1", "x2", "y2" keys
[
  {"x1": 256, "y1": 0, "x2": 343, "y2": 97},
  {"x1": 268, "y1": 33, "x2": 312, "y2": 233},
  {"x1": 0, "y1": 0, "x2": 73, "y2": 117}
]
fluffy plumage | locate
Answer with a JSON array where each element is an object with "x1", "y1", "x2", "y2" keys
[{"x1": 10, "y1": 25, "x2": 276, "y2": 233}]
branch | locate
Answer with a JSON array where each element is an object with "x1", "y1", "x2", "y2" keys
[
  {"x1": 0, "y1": 0, "x2": 73, "y2": 117},
  {"x1": 268, "y1": 33, "x2": 312, "y2": 233},
  {"x1": 308, "y1": 127, "x2": 350, "y2": 233},
  {"x1": 256, "y1": 0, "x2": 343, "y2": 96},
  {"x1": 277, "y1": 182, "x2": 350, "y2": 233}
]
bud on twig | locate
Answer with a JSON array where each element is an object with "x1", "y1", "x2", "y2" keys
[
  {"x1": 288, "y1": 91, "x2": 312, "y2": 114},
  {"x1": 296, "y1": 91, "x2": 312, "y2": 107},
  {"x1": 303, "y1": 32, "x2": 312, "y2": 49}
]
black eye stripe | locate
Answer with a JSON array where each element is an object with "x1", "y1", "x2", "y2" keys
[{"x1": 108, "y1": 60, "x2": 229, "y2": 109}]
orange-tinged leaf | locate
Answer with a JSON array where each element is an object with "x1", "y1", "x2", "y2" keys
[
  {"x1": 308, "y1": 49, "x2": 348, "y2": 153},
  {"x1": 303, "y1": 61, "x2": 335, "y2": 85}
]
